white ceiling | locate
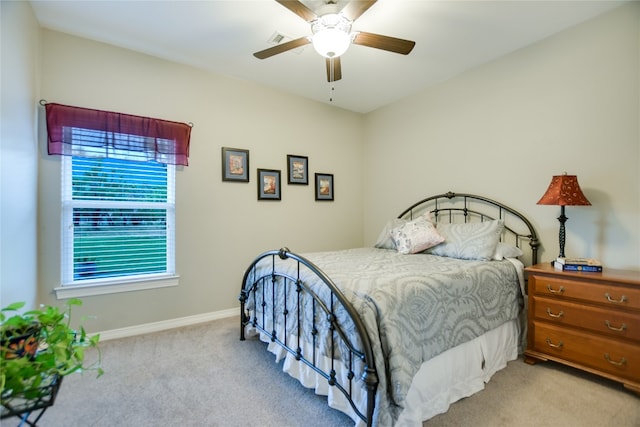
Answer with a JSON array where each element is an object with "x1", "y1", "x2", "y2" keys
[{"x1": 30, "y1": 0, "x2": 626, "y2": 113}]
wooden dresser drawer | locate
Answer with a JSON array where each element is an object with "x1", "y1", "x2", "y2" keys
[
  {"x1": 533, "y1": 296, "x2": 640, "y2": 342},
  {"x1": 532, "y1": 322, "x2": 640, "y2": 383},
  {"x1": 532, "y1": 275, "x2": 640, "y2": 310},
  {"x1": 526, "y1": 264, "x2": 640, "y2": 393}
]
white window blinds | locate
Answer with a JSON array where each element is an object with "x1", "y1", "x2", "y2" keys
[{"x1": 61, "y1": 155, "x2": 175, "y2": 285}]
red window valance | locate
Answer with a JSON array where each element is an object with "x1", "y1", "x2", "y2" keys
[{"x1": 45, "y1": 103, "x2": 191, "y2": 166}]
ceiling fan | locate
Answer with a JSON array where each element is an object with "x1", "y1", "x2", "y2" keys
[{"x1": 253, "y1": 0, "x2": 416, "y2": 82}]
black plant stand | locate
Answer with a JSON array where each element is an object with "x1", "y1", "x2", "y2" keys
[{"x1": 1, "y1": 375, "x2": 63, "y2": 427}]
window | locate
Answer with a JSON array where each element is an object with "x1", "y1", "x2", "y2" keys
[
  {"x1": 60, "y1": 153, "x2": 176, "y2": 296},
  {"x1": 44, "y1": 102, "x2": 190, "y2": 298}
]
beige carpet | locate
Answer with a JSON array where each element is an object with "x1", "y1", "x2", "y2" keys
[{"x1": 36, "y1": 316, "x2": 638, "y2": 426}]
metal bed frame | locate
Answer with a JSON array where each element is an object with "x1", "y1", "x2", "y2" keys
[{"x1": 239, "y1": 192, "x2": 539, "y2": 426}]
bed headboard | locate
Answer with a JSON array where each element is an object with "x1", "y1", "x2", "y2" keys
[{"x1": 397, "y1": 191, "x2": 539, "y2": 266}]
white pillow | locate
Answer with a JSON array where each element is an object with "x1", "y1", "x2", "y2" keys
[
  {"x1": 374, "y1": 218, "x2": 406, "y2": 249},
  {"x1": 493, "y1": 242, "x2": 524, "y2": 260},
  {"x1": 390, "y1": 214, "x2": 445, "y2": 255},
  {"x1": 429, "y1": 219, "x2": 504, "y2": 261}
]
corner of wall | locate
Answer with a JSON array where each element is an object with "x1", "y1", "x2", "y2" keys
[{"x1": 0, "y1": 1, "x2": 41, "y2": 309}]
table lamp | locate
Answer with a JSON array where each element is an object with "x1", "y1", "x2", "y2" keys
[{"x1": 537, "y1": 173, "x2": 591, "y2": 258}]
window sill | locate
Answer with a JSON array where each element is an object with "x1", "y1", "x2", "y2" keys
[{"x1": 54, "y1": 275, "x2": 179, "y2": 299}]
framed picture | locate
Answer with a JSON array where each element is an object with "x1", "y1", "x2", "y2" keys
[
  {"x1": 222, "y1": 147, "x2": 249, "y2": 182},
  {"x1": 315, "y1": 173, "x2": 334, "y2": 201},
  {"x1": 257, "y1": 169, "x2": 281, "y2": 200},
  {"x1": 287, "y1": 155, "x2": 308, "y2": 185}
]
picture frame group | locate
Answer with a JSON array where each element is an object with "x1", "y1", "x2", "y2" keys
[{"x1": 221, "y1": 147, "x2": 333, "y2": 202}]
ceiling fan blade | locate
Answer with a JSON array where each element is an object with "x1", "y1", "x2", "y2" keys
[
  {"x1": 276, "y1": 0, "x2": 317, "y2": 22},
  {"x1": 353, "y1": 31, "x2": 416, "y2": 55},
  {"x1": 326, "y1": 57, "x2": 342, "y2": 82},
  {"x1": 340, "y1": 0, "x2": 377, "y2": 21},
  {"x1": 253, "y1": 37, "x2": 311, "y2": 59}
]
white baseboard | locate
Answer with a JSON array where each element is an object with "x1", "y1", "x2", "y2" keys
[{"x1": 96, "y1": 307, "x2": 239, "y2": 341}]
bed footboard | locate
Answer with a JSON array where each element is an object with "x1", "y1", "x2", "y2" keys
[{"x1": 239, "y1": 247, "x2": 378, "y2": 426}]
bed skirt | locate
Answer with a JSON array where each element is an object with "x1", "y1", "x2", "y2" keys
[{"x1": 249, "y1": 318, "x2": 519, "y2": 426}]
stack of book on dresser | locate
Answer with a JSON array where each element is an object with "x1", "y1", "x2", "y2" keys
[{"x1": 554, "y1": 257, "x2": 603, "y2": 272}]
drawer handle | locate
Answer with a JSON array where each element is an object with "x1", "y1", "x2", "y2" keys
[
  {"x1": 604, "y1": 320, "x2": 627, "y2": 332},
  {"x1": 546, "y1": 308, "x2": 564, "y2": 318},
  {"x1": 604, "y1": 353, "x2": 627, "y2": 366},
  {"x1": 545, "y1": 338, "x2": 563, "y2": 349},
  {"x1": 605, "y1": 293, "x2": 628, "y2": 304},
  {"x1": 546, "y1": 284, "x2": 565, "y2": 294}
]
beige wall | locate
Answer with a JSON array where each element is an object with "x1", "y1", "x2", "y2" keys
[
  {"x1": 37, "y1": 31, "x2": 364, "y2": 331},
  {"x1": 363, "y1": 3, "x2": 640, "y2": 270},
  {"x1": 2, "y1": 3, "x2": 638, "y2": 334},
  {"x1": 0, "y1": 1, "x2": 41, "y2": 308}
]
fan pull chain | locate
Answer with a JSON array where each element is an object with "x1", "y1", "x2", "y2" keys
[{"x1": 329, "y1": 58, "x2": 335, "y2": 103}]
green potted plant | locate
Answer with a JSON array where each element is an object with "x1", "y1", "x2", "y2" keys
[{"x1": 1, "y1": 298, "x2": 102, "y2": 418}]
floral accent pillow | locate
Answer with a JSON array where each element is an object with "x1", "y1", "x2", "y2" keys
[
  {"x1": 429, "y1": 219, "x2": 504, "y2": 261},
  {"x1": 390, "y1": 214, "x2": 445, "y2": 254}
]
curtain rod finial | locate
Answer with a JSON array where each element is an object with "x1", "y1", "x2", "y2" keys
[{"x1": 39, "y1": 99, "x2": 48, "y2": 106}]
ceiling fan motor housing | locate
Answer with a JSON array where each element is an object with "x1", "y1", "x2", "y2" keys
[{"x1": 311, "y1": 11, "x2": 352, "y2": 58}]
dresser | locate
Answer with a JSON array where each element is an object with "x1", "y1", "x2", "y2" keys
[{"x1": 524, "y1": 263, "x2": 640, "y2": 395}]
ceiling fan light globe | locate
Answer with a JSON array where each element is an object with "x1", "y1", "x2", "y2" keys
[{"x1": 312, "y1": 29, "x2": 351, "y2": 58}]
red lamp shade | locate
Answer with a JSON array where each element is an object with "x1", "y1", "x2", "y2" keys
[
  {"x1": 537, "y1": 174, "x2": 591, "y2": 206},
  {"x1": 537, "y1": 173, "x2": 591, "y2": 259}
]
